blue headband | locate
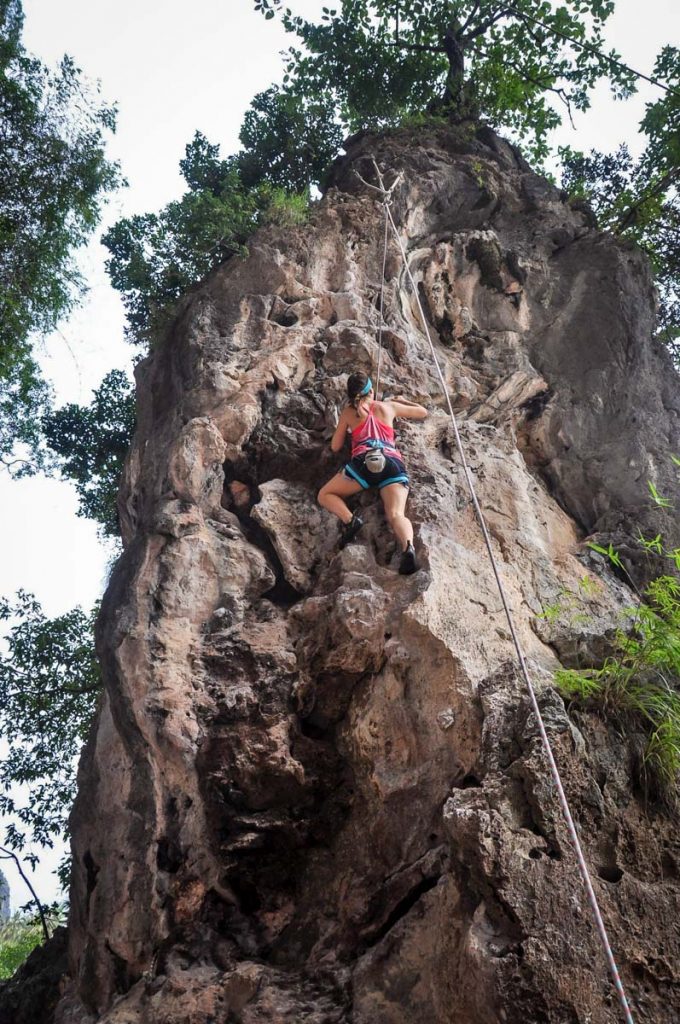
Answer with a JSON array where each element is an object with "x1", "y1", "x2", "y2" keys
[{"x1": 359, "y1": 377, "x2": 373, "y2": 396}]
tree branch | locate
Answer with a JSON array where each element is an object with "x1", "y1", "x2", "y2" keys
[
  {"x1": 0, "y1": 846, "x2": 50, "y2": 943},
  {"x1": 386, "y1": 40, "x2": 447, "y2": 54},
  {"x1": 503, "y1": 60, "x2": 576, "y2": 128},
  {"x1": 614, "y1": 169, "x2": 679, "y2": 234},
  {"x1": 460, "y1": 0, "x2": 481, "y2": 36},
  {"x1": 461, "y1": 7, "x2": 511, "y2": 43},
  {"x1": 1, "y1": 681, "x2": 100, "y2": 700},
  {"x1": 0, "y1": 455, "x2": 40, "y2": 475}
]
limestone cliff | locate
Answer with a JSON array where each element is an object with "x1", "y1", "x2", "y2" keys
[{"x1": 37, "y1": 126, "x2": 680, "y2": 1022}]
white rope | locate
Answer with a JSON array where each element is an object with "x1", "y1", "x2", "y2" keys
[
  {"x1": 375, "y1": 203, "x2": 390, "y2": 398},
  {"x1": 357, "y1": 161, "x2": 636, "y2": 1024}
]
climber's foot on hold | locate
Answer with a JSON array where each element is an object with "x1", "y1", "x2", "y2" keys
[
  {"x1": 339, "y1": 513, "x2": 363, "y2": 549},
  {"x1": 399, "y1": 541, "x2": 418, "y2": 575}
]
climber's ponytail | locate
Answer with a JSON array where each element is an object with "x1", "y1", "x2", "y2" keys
[{"x1": 347, "y1": 372, "x2": 372, "y2": 410}]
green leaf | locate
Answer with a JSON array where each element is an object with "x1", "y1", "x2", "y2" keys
[{"x1": 648, "y1": 480, "x2": 674, "y2": 508}]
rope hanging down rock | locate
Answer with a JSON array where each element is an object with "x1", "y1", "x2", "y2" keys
[{"x1": 354, "y1": 158, "x2": 636, "y2": 1024}]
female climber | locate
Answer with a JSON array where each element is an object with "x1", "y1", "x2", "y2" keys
[{"x1": 317, "y1": 371, "x2": 428, "y2": 574}]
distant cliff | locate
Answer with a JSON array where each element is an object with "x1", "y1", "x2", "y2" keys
[
  {"x1": 12, "y1": 123, "x2": 680, "y2": 1024},
  {"x1": 0, "y1": 870, "x2": 8, "y2": 923}
]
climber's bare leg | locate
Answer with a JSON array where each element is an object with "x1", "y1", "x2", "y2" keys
[
  {"x1": 380, "y1": 483, "x2": 413, "y2": 551},
  {"x1": 318, "y1": 473, "x2": 363, "y2": 525}
]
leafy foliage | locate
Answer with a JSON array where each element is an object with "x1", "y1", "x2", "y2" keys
[
  {"x1": 556, "y1": 522, "x2": 680, "y2": 800},
  {"x1": 0, "y1": 592, "x2": 101, "y2": 885},
  {"x1": 0, "y1": 914, "x2": 44, "y2": 979},
  {"x1": 0, "y1": 349, "x2": 50, "y2": 477},
  {"x1": 560, "y1": 47, "x2": 680, "y2": 352},
  {"x1": 238, "y1": 85, "x2": 343, "y2": 191},
  {"x1": 41, "y1": 369, "x2": 135, "y2": 538},
  {"x1": 0, "y1": 0, "x2": 121, "y2": 469},
  {"x1": 255, "y1": 0, "x2": 636, "y2": 164},
  {"x1": 102, "y1": 131, "x2": 310, "y2": 344},
  {"x1": 0, "y1": 905, "x2": 65, "y2": 979}
]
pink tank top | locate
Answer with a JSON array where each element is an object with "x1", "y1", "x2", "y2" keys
[{"x1": 351, "y1": 403, "x2": 402, "y2": 459}]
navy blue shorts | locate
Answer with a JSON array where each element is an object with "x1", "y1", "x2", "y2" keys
[{"x1": 343, "y1": 454, "x2": 410, "y2": 490}]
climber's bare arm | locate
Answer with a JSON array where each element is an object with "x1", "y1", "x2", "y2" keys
[
  {"x1": 330, "y1": 408, "x2": 352, "y2": 452},
  {"x1": 387, "y1": 398, "x2": 429, "y2": 420}
]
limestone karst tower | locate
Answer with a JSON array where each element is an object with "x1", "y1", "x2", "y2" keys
[{"x1": 4, "y1": 126, "x2": 679, "y2": 1024}]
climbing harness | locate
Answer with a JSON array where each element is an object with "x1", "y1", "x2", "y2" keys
[{"x1": 355, "y1": 158, "x2": 636, "y2": 1024}]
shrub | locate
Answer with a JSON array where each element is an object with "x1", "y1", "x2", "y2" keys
[
  {"x1": 259, "y1": 187, "x2": 309, "y2": 228},
  {"x1": 0, "y1": 914, "x2": 45, "y2": 980},
  {"x1": 556, "y1": 573, "x2": 680, "y2": 797}
]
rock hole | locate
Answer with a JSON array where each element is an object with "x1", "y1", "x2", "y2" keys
[
  {"x1": 529, "y1": 847, "x2": 542, "y2": 860},
  {"x1": 271, "y1": 310, "x2": 299, "y2": 327},
  {"x1": 597, "y1": 865, "x2": 623, "y2": 884},
  {"x1": 223, "y1": 473, "x2": 304, "y2": 608},
  {"x1": 83, "y1": 849, "x2": 100, "y2": 896},
  {"x1": 547, "y1": 847, "x2": 562, "y2": 861},
  {"x1": 231, "y1": 876, "x2": 261, "y2": 914},
  {"x1": 262, "y1": 576, "x2": 303, "y2": 608},
  {"x1": 157, "y1": 837, "x2": 183, "y2": 874},
  {"x1": 455, "y1": 773, "x2": 482, "y2": 789},
  {"x1": 661, "y1": 851, "x2": 679, "y2": 880},
  {"x1": 299, "y1": 719, "x2": 328, "y2": 740},
  {"x1": 520, "y1": 387, "x2": 552, "y2": 422}
]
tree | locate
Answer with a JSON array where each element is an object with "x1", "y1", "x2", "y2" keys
[
  {"x1": 0, "y1": 0, "x2": 121, "y2": 472},
  {"x1": 254, "y1": 0, "x2": 636, "y2": 163},
  {"x1": 103, "y1": 131, "x2": 308, "y2": 345},
  {"x1": 102, "y1": 133, "x2": 264, "y2": 344},
  {"x1": 238, "y1": 85, "x2": 343, "y2": 191},
  {"x1": 41, "y1": 369, "x2": 136, "y2": 539},
  {"x1": 0, "y1": 592, "x2": 101, "y2": 888}
]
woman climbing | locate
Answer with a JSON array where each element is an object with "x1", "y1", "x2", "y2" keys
[{"x1": 317, "y1": 371, "x2": 428, "y2": 574}]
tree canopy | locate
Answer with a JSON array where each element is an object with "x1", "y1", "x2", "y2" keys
[
  {"x1": 0, "y1": 591, "x2": 101, "y2": 887},
  {"x1": 41, "y1": 369, "x2": 136, "y2": 539},
  {"x1": 254, "y1": 0, "x2": 637, "y2": 162},
  {"x1": 0, "y1": 0, "x2": 120, "y2": 473},
  {"x1": 102, "y1": 132, "x2": 310, "y2": 346}
]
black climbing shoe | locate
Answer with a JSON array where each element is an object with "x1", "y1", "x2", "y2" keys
[
  {"x1": 339, "y1": 513, "x2": 364, "y2": 549},
  {"x1": 398, "y1": 541, "x2": 418, "y2": 575}
]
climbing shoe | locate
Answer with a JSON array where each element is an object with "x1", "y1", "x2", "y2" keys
[
  {"x1": 339, "y1": 513, "x2": 364, "y2": 549},
  {"x1": 398, "y1": 541, "x2": 418, "y2": 575}
]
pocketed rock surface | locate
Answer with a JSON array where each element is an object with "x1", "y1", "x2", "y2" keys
[{"x1": 29, "y1": 125, "x2": 680, "y2": 1023}]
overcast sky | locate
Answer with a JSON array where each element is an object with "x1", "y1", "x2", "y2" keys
[{"x1": 1, "y1": 0, "x2": 678, "y2": 910}]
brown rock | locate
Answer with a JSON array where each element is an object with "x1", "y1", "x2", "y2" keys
[{"x1": 20, "y1": 124, "x2": 678, "y2": 1024}]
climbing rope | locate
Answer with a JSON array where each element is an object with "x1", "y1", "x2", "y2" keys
[
  {"x1": 375, "y1": 201, "x2": 390, "y2": 398},
  {"x1": 355, "y1": 159, "x2": 635, "y2": 1024},
  {"x1": 373, "y1": 170, "x2": 401, "y2": 398}
]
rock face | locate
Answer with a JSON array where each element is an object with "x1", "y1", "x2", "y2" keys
[{"x1": 56, "y1": 126, "x2": 680, "y2": 1023}]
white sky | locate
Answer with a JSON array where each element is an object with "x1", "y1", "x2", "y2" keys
[{"x1": 1, "y1": 0, "x2": 678, "y2": 910}]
